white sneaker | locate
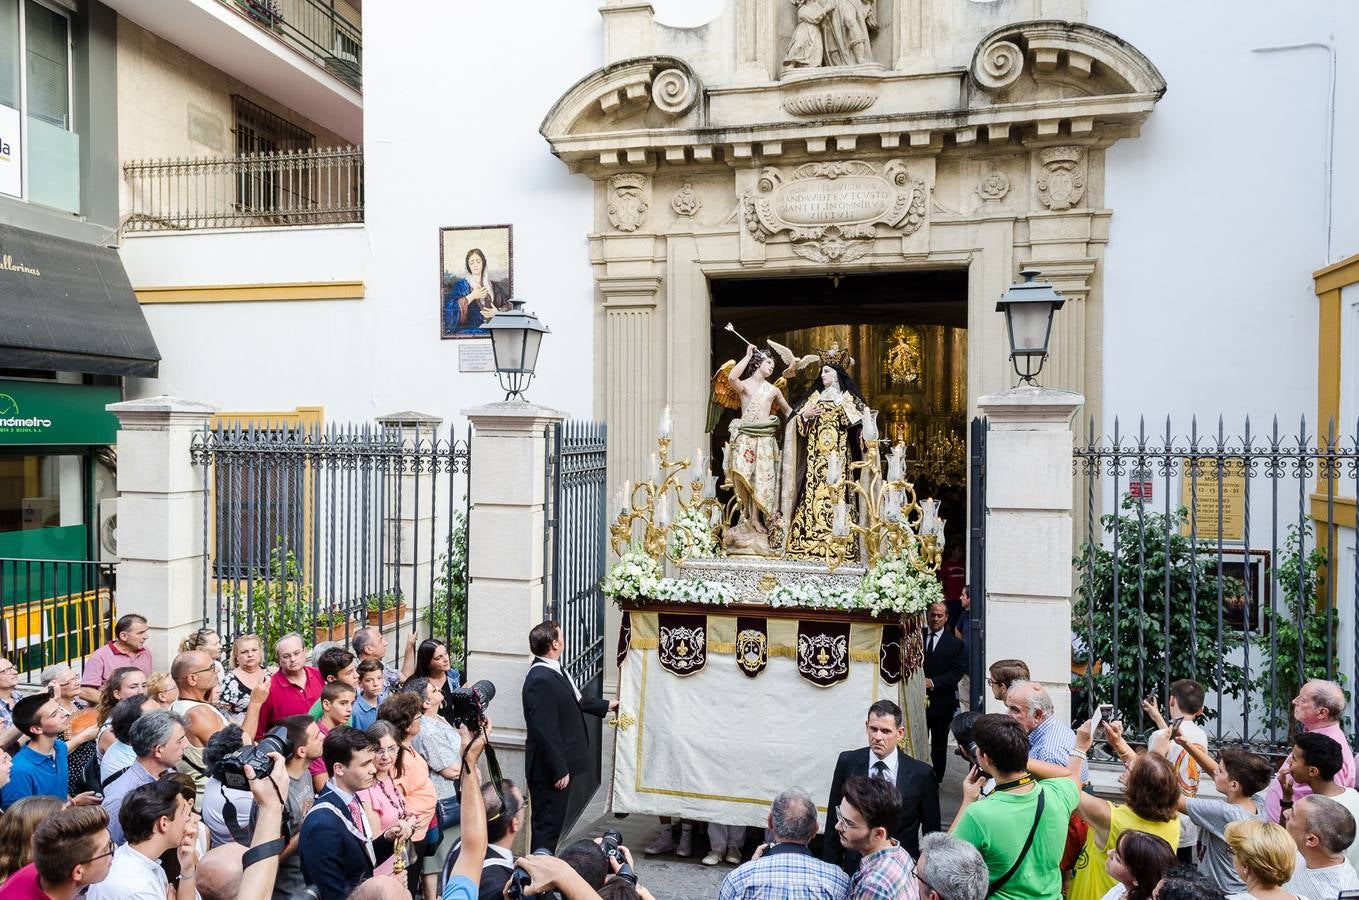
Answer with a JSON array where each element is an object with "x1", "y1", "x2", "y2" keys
[
  {"x1": 702, "y1": 851, "x2": 723, "y2": 866},
  {"x1": 725, "y1": 848, "x2": 742, "y2": 865}
]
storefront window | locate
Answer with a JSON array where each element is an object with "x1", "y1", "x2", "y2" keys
[{"x1": 0, "y1": 453, "x2": 84, "y2": 533}]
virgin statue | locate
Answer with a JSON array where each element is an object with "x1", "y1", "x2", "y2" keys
[
  {"x1": 780, "y1": 362, "x2": 867, "y2": 560},
  {"x1": 722, "y1": 343, "x2": 792, "y2": 556}
]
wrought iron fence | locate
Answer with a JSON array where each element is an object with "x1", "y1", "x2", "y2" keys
[
  {"x1": 0, "y1": 559, "x2": 116, "y2": 682},
  {"x1": 1073, "y1": 415, "x2": 1359, "y2": 754},
  {"x1": 190, "y1": 421, "x2": 470, "y2": 671},
  {"x1": 224, "y1": 0, "x2": 362, "y2": 90},
  {"x1": 123, "y1": 146, "x2": 363, "y2": 233},
  {"x1": 544, "y1": 421, "x2": 608, "y2": 693}
]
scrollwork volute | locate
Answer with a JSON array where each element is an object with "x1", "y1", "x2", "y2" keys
[
  {"x1": 651, "y1": 68, "x2": 698, "y2": 115},
  {"x1": 972, "y1": 38, "x2": 1024, "y2": 92}
]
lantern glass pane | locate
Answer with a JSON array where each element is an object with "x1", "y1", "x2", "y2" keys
[
  {"x1": 1008, "y1": 302, "x2": 1052, "y2": 354},
  {"x1": 521, "y1": 329, "x2": 544, "y2": 374},
  {"x1": 491, "y1": 327, "x2": 525, "y2": 371}
]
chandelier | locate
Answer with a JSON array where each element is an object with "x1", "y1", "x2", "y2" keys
[{"x1": 917, "y1": 429, "x2": 967, "y2": 489}]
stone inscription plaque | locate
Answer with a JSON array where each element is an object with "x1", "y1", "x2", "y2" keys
[{"x1": 777, "y1": 177, "x2": 894, "y2": 226}]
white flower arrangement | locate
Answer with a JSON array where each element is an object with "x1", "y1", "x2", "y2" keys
[
  {"x1": 665, "y1": 506, "x2": 720, "y2": 562},
  {"x1": 601, "y1": 550, "x2": 662, "y2": 600},
  {"x1": 652, "y1": 577, "x2": 737, "y2": 606},
  {"x1": 766, "y1": 582, "x2": 859, "y2": 610},
  {"x1": 855, "y1": 553, "x2": 945, "y2": 616}
]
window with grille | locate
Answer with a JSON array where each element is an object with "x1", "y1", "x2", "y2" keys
[
  {"x1": 231, "y1": 95, "x2": 314, "y2": 215},
  {"x1": 213, "y1": 428, "x2": 307, "y2": 580}
]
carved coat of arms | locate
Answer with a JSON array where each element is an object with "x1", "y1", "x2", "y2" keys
[{"x1": 743, "y1": 160, "x2": 926, "y2": 263}]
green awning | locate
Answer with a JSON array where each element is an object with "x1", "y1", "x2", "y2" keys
[{"x1": 0, "y1": 224, "x2": 160, "y2": 377}]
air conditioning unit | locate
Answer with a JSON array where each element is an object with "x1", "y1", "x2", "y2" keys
[{"x1": 98, "y1": 498, "x2": 118, "y2": 564}]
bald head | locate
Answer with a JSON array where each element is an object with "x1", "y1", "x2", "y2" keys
[
  {"x1": 348, "y1": 875, "x2": 414, "y2": 899},
  {"x1": 1005, "y1": 681, "x2": 1053, "y2": 733},
  {"x1": 197, "y1": 843, "x2": 245, "y2": 900}
]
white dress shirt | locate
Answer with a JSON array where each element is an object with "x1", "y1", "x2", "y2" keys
[
  {"x1": 867, "y1": 748, "x2": 899, "y2": 784},
  {"x1": 87, "y1": 842, "x2": 168, "y2": 900},
  {"x1": 533, "y1": 656, "x2": 581, "y2": 701},
  {"x1": 926, "y1": 629, "x2": 944, "y2": 654}
]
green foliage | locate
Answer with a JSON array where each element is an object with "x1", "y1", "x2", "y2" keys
[
  {"x1": 1253, "y1": 520, "x2": 1346, "y2": 733},
  {"x1": 425, "y1": 506, "x2": 468, "y2": 672},
  {"x1": 363, "y1": 591, "x2": 405, "y2": 614},
  {"x1": 1072, "y1": 496, "x2": 1248, "y2": 720},
  {"x1": 228, "y1": 541, "x2": 319, "y2": 663}
]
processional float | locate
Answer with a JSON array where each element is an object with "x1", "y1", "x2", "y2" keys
[{"x1": 602, "y1": 324, "x2": 949, "y2": 827}]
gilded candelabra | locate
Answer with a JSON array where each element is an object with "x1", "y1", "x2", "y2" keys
[
  {"x1": 609, "y1": 424, "x2": 723, "y2": 561},
  {"x1": 824, "y1": 436, "x2": 946, "y2": 575}
]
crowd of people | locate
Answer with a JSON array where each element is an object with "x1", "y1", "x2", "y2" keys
[{"x1": 0, "y1": 607, "x2": 1356, "y2": 900}]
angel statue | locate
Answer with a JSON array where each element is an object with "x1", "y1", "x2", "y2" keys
[
  {"x1": 780, "y1": 344, "x2": 868, "y2": 560},
  {"x1": 711, "y1": 332, "x2": 812, "y2": 556}
]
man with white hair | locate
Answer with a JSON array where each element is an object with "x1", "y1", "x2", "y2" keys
[
  {"x1": 719, "y1": 788, "x2": 851, "y2": 900},
  {"x1": 915, "y1": 832, "x2": 989, "y2": 900},
  {"x1": 1266, "y1": 679, "x2": 1355, "y2": 821},
  {"x1": 1004, "y1": 681, "x2": 1088, "y2": 783}
]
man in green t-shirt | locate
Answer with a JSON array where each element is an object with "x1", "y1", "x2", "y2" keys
[{"x1": 950, "y1": 714, "x2": 1080, "y2": 900}]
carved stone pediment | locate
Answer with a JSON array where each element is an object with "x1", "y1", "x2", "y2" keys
[
  {"x1": 970, "y1": 21, "x2": 1167, "y2": 101},
  {"x1": 539, "y1": 55, "x2": 701, "y2": 142},
  {"x1": 742, "y1": 159, "x2": 926, "y2": 263}
]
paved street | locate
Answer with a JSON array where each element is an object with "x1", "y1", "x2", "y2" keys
[{"x1": 561, "y1": 728, "x2": 969, "y2": 899}]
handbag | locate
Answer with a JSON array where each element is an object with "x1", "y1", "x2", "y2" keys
[
  {"x1": 422, "y1": 798, "x2": 460, "y2": 853},
  {"x1": 987, "y1": 788, "x2": 1046, "y2": 898}
]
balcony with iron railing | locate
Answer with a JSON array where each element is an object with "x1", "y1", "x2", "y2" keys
[
  {"x1": 122, "y1": 145, "x2": 363, "y2": 232},
  {"x1": 225, "y1": 0, "x2": 362, "y2": 90}
]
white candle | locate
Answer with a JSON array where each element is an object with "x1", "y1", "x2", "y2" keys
[
  {"x1": 832, "y1": 501, "x2": 849, "y2": 537},
  {"x1": 920, "y1": 498, "x2": 939, "y2": 532},
  {"x1": 647, "y1": 452, "x2": 660, "y2": 483},
  {"x1": 702, "y1": 474, "x2": 718, "y2": 499},
  {"x1": 861, "y1": 408, "x2": 879, "y2": 442},
  {"x1": 655, "y1": 493, "x2": 671, "y2": 528},
  {"x1": 657, "y1": 406, "x2": 673, "y2": 440},
  {"x1": 721, "y1": 443, "x2": 730, "y2": 474},
  {"x1": 827, "y1": 450, "x2": 843, "y2": 487},
  {"x1": 693, "y1": 447, "x2": 706, "y2": 481},
  {"x1": 623, "y1": 479, "x2": 632, "y2": 508}
]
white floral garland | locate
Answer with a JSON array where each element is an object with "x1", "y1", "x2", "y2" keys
[
  {"x1": 665, "y1": 506, "x2": 720, "y2": 561},
  {"x1": 603, "y1": 551, "x2": 941, "y2": 614}
]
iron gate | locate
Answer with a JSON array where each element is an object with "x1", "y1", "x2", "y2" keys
[
  {"x1": 968, "y1": 416, "x2": 988, "y2": 711},
  {"x1": 543, "y1": 419, "x2": 608, "y2": 837},
  {"x1": 190, "y1": 421, "x2": 472, "y2": 671}
]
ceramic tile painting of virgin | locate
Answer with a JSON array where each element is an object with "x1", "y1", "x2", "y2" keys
[{"x1": 439, "y1": 224, "x2": 513, "y2": 338}]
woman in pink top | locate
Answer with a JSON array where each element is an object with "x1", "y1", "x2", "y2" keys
[
  {"x1": 358, "y1": 721, "x2": 419, "y2": 877},
  {"x1": 378, "y1": 692, "x2": 438, "y2": 846}
]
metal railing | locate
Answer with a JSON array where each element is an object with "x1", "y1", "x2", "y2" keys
[
  {"x1": 223, "y1": 0, "x2": 362, "y2": 90},
  {"x1": 190, "y1": 422, "x2": 470, "y2": 670},
  {"x1": 0, "y1": 559, "x2": 117, "y2": 683},
  {"x1": 122, "y1": 146, "x2": 363, "y2": 233},
  {"x1": 1073, "y1": 415, "x2": 1359, "y2": 755},
  {"x1": 544, "y1": 421, "x2": 609, "y2": 693}
]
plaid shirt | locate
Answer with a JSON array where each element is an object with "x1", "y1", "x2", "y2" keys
[
  {"x1": 719, "y1": 843, "x2": 851, "y2": 900},
  {"x1": 850, "y1": 842, "x2": 918, "y2": 900},
  {"x1": 1030, "y1": 715, "x2": 1089, "y2": 782}
]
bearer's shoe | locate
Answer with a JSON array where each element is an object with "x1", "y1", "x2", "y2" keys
[
  {"x1": 643, "y1": 830, "x2": 677, "y2": 856},
  {"x1": 675, "y1": 828, "x2": 693, "y2": 858},
  {"x1": 702, "y1": 851, "x2": 723, "y2": 866},
  {"x1": 725, "y1": 848, "x2": 742, "y2": 865}
]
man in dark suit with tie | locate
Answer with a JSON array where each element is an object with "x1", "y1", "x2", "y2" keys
[
  {"x1": 521, "y1": 620, "x2": 617, "y2": 853},
  {"x1": 923, "y1": 599, "x2": 967, "y2": 782},
  {"x1": 823, "y1": 699, "x2": 940, "y2": 874},
  {"x1": 299, "y1": 726, "x2": 413, "y2": 900}
]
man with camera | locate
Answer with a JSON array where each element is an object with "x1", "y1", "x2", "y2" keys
[
  {"x1": 825, "y1": 700, "x2": 940, "y2": 875},
  {"x1": 522, "y1": 620, "x2": 617, "y2": 853},
  {"x1": 246, "y1": 714, "x2": 322, "y2": 900}
]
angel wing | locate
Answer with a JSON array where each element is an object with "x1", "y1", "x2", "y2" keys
[
  {"x1": 711, "y1": 360, "x2": 741, "y2": 410},
  {"x1": 768, "y1": 339, "x2": 796, "y2": 369}
]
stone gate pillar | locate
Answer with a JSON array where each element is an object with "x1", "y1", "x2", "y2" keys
[
  {"x1": 977, "y1": 387, "x2": 1083, "y2": 720},
  {"x1": 463, "y1": 401, "x2": 565, "y2": 797},
  {"x1": 107, "y1": 395, "x2": 215, "y2": 667}
]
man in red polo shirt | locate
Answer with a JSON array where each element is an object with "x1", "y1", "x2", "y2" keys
[
  {"x1": 79, "y1": 614, "x2": 152, "y2": 705},
  {"x1": 255, "y1": 633, "x2": 322, "y2": 739}
]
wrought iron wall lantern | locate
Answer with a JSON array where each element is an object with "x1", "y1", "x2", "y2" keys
[
  {"x1": 483, "y1": 299, "x2": 550, "y2": 400},
  {"x1": 996, "y1": 268, "x2": 1064, "y2": 385}
]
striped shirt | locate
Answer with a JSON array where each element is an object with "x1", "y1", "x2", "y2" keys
[
  {"x1": 719, "y1": 843, "x2": 851, "y2": 900},
  {"x1": 1030, "y1": 716, "x2": 1089, "y2": 782},
  {"x1": 850, "y1": 842, "x2": 918, "y2": 900}
]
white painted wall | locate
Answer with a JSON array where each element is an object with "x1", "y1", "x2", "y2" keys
[{"x1": 127, "y1": 3, "x2": 603, "y2": 425}]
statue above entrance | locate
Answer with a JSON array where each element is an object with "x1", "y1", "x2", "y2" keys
[{"x1": 783, "y1": 0, "x2": 880, "y2": 70}]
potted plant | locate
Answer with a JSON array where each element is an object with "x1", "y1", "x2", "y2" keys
[
  {"x1": 313, "y1": 607, "x2": 356, "y2": 644},
  {"x1": 364, "y1": 592, "x2": 408, "y2": 628},
  {"x1": 237, "y1": 0, "x2": 283, "y2": 29}
]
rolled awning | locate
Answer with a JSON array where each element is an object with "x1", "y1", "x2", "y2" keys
[{"x1": 0, "y1": 224, "x2": 160, "y2": 377}]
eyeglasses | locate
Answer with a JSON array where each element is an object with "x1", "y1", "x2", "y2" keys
[
  {"x1": 911, "y1": 859, "x2": 938, "y2": 898},
  {"x1": 85, "y1": 839, "x2": 116, "y2": 863},
  {"x1": 190, "y1": 665, "x2": 217, "y2": 677},
  {"x1": 376, "y1": 746, "x2": 399, "y2": 756},
  {"x1": 0, "y1": 665, "x2": 16, "y2": 675}
]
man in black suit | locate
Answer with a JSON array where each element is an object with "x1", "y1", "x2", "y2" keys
[
  {"x1": 923, "y1": 599, "x2": 966, "y2": 782},
  {"x1": 824, "y1": 699, "x2": 941, "y2": 874},
  {"x1": 521, "y1": 620, "x2": 617, "y2": 853},
  {"x1": 299, "y1": 726, "x2": 412, "y2": 900}
]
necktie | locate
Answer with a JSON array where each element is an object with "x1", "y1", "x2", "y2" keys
[
  {"x1": 927, "y1": 632, "x2": 937, "y2": 655},
  {"x1": 872, "y1": 760, "x2": 888, "y2": 781},
  {"x1": 346, "y1": 798, "x2": 367, "y2": 838}
]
